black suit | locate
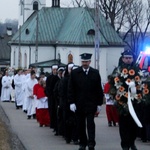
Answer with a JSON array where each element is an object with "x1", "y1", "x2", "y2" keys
[
  {"x1": 68, "y1": 67, "x2": 103, "y2": 148},
  {"x1": 46, "y1": 74, "x2": 59, "y2": 129}
]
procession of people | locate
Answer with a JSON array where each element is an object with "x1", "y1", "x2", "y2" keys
[{"x1": 0, "y1": 52, "x2": 150, "y2": 150}]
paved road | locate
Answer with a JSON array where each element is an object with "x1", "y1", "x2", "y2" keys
[{"x1": 0, "y1": 102, "x2": 150, "y2": 150}]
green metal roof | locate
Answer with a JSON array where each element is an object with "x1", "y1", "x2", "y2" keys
[
  {"x1": 10, "y1": 7, "x2": 123, "y2": 46},
  {"x1": 29, "y1": 59, "x2": 66, "y2": 68}
]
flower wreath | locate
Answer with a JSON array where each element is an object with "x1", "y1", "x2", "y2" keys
[{"x1": 110, "y1": 65, "x2": 150, "y2": 106}]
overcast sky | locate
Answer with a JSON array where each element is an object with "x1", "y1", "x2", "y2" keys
[{"x1": 0, "y1": 0, "x2": 73, "y2": 22}]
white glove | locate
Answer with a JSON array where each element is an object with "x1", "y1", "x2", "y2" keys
[
  {"x1": 97, "y1": 106, "x2": 101, "y2": 113},
  {"x1": 70, "y1": 103, "x2": 76, "y2": 112}
]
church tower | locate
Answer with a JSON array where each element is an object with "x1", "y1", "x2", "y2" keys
[
  {"x1": 18, "y1": 0, "x2": 46, "y2": 27},
  {"x1": 52, "y1": 0, "x2": 60, "y2": 7}
]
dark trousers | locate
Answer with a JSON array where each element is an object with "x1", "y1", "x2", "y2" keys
[
  {"x1": 64, "y1": 110, "x2": 78, "y2": 142},
  {"x1": 48, "y1": 95, "x2": 57, "y2": 129},
  {"x1": 76, "y1": 111, "x2": 96, "y2": 147},
  {"x1": 119, "y1": 114, "x2": 137, "y2": 149}
]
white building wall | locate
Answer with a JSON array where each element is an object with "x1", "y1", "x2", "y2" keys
[
  {"x1": 106, "y1": 47, "x2": 123, "y2": 76},
  {"x1": 57, "y1": 46, "x2": 123, "y2": 83},
  {"x1": 11, "y1": 45, "x2": 55, "y2": 69},
  {"x1": 38, "y1": 46, "x2": 55, "y2": 62},
  {"x1": 11, "y1": 44, "x2": 123, "y2": 82},
  {"x1": 19, "y1": 0, "x2": 46, "y2": 27}
]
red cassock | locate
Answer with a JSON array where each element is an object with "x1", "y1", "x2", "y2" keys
[
  {"x1": 104, "y1": 82, "x2": 119, "y2": 123},
  {"x1": 33, "y1": 84, "x2": 41, "y2": 122},
  {"x1": 34, "y1": 84, "x2": 50, "y2": 126}
]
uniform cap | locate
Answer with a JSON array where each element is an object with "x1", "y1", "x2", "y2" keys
[
  {"x1": 80, "y1": 53, "x2": 92, "y2": 61},
  {"x1": 121, "y1": 50, "x2": 134, "y2": 57}
]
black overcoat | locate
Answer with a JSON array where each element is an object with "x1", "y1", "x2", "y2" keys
[{"x1": 68, "y1": 66, "x2": 103, "y2": 113}]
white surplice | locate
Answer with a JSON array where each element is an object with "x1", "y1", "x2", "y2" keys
[
  {"x1": 26, "y1": 78, "x2": 38, "y2": 116},
  {"x1": 22, "y1": 74, "x2": 30, "y2": 111},
  {"x1": 1, "y1": 75, "x2": 12, "y2": 101},
  {"x1": 14, "y1": 74, "x2": 24, "y2": 106}
]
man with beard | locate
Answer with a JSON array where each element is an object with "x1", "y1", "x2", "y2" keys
[{"x1": 68, "y1": 53, "x2": 104, "y2": 150}]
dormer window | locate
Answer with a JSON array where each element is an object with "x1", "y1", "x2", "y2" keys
[
  {"x1": 25, "y1": 29, "x2": 30, "y2": 34},
  {"x1": 33, "y1": 1, "x2": 38, "y2": 11},
  {"x1": 87, "y1": 29, "x2": 95, "y2": 35}
]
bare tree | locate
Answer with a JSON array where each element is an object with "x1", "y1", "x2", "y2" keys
[
  {"x1": 123, "y1": 0, "x2": 150, "y2": 56},
  {"x1": 71, "y1": 0, "x2": 85, "y2": 7},
  {"x1": 98, "y1": 0, "x2": 134, "y2": 33},
  {"x1": 71, "y1": 0, "x2": 150, "y2": 56}
]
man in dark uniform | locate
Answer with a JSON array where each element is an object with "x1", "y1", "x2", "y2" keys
[
  {"x1": 110, "y1": 50, "x2": 139, "y2": 150},
  {"x1": 68, "y1": 53, "x2": 104, "y2": 150},
  {"x1": 45, "y1": 65, "x2": 58, "y2": 129}
]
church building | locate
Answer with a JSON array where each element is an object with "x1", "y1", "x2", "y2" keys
[{"x1": 9, "y1": 0, "x2": 124, "y2": 82}]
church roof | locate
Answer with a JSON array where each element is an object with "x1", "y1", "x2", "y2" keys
[
  {"x1": 10, "y1": 7, "x2": 123, "y2": 46},
  {"x1": 29, "y1": 59, "x2": 66, "y2": 68}
]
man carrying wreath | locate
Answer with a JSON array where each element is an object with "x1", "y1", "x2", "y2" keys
[{"x1": 110, "y1": 50, "x2": 142, "y2": 150}]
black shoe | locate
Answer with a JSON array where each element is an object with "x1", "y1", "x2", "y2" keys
[
  {"x1": 16, "y1": 106, "x2": 19, "y2": 109},
  {"x1": 108, "y1": 121, "x2": 112, "y2": 127},
  {"x1": 142, "y1": 139, "x2": 147, "y2": 143},
  {"x1": 130, "y1": 145, "x2": 137, "y2": 150},
  {"x1": 54, "y1": 132, "x2": 58, "y2": 136},
  {"x1": 73, "y1": 140, "x2": 79, "y2": 145},
  {"x1": 23, "y1": 110, "x2": 27, "y2": 113},
  {"x1": 33, "y1": 114, "x2": 36, "y2": 119},
  {"x1": 122, "y1": 148, "x2": 129, "y2": 150},
  {"x1": 113, "y1": 122, "x2": 116, "y2": 126},
  {"x1": 88, "y1": 146, "x2": 95, "y2": 150},
  {"x1": 78, "y1": 145, "x2": 86, "y2": 150},
  {"x1": 39, "y1": 124, "x2": 43, "y2": 127},
  {"x1": 66, "y1": 139, "x2": 71, "y2": 144},
  {"x1": 27, "y1": 116, "x2": 31, "y2": 119}
]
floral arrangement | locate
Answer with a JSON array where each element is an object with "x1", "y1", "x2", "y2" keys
[{"x1": 110, "y1": 65, "x2": 150, "y2": 106}]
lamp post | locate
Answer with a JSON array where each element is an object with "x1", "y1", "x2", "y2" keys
[
  {"x1": 94, "y1": 0, "x2": 100, "y2": 70},
  {"x1": 18, "y1": 25, "x2": 21, "y2": 68}
]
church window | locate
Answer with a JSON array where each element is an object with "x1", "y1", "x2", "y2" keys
[
  {"x1": 25, "y1": 29, "x2": 30, "y2": 34},
  {"x1": 87, "y1": 29, "x2": 95, "y2": 35},
  {"x1": 68, "y1": 54, "x2": 73, "y2": 63},
  {"x1": 33, "y1": 1, "x2": 39, "y2": 11}
]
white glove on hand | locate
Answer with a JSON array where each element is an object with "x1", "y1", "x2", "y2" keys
[
  {"x1": 70, "y1": 103, "x2": 76, "y2": 112},
  {"x1": 97, "y1": 106, "x2": 101, "y2": 113}
]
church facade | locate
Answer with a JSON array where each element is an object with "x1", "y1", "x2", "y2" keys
[{"x1": 9, "y1": 0, "x2": 124, "y2": 83}]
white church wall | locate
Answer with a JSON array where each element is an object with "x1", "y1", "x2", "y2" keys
[
  {"x1": 57, "y1": 46, "x2": 123, "y2": 83},
  {"x1": 56, "y1": 46, "x2": 80, "y2": 65},
  {"x1": 11, "y1": 46, "x2": 18, "y2": 68},
  {"x1": 106, "y1": 47, "x2": 123, "y2": 76},
  {"x1": 37, "y1": 46, "x2": 55, "y2": 62},
  {"x1": 11, "y1": 45, "x2": 55, "y2": 69}
]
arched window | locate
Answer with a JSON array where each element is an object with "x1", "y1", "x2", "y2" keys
[
  {"x1": 24, "y1": 53, "x2": 27, "y2": 68},
  {"x1": 33, "y1": 1, "x2": 38, "y2": 11},
  {"x1": 68, "y1": 54, "x2": 73, "y2": 63},
  {"x1": 87, "y1": 29, "x2": 95, "y2": 35},
  {"x1": 13, "y1": 51, "x2": 15, "y2": 65}
]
